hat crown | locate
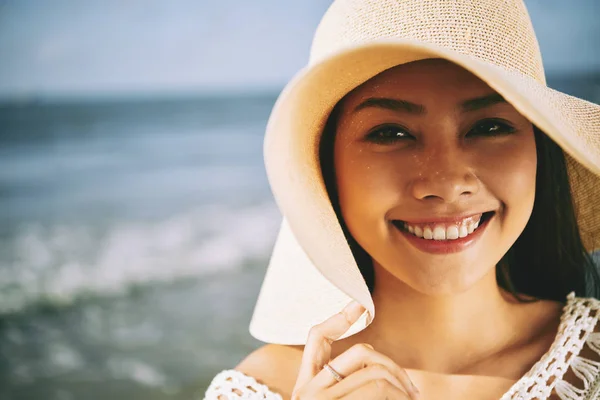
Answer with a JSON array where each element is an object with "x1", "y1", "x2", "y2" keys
[{"x1": 310, "y1": 0, "x2": 545, "y2": 83}]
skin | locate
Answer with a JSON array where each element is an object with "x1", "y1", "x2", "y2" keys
[
  {"x1": 235, "y1": 60, "x2": 564, "y2": 399},
  {"x1": 335, "y1": 58, "x2": 536, "y2": 295}
]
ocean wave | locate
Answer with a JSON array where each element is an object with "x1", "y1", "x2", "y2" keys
[{"x1": 0, "y1": 201, "x2": 281, "y2": 315}]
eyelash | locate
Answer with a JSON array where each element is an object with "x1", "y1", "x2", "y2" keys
[{"x1": 364, "y1": 119, "x2": 516, "y2": 144}]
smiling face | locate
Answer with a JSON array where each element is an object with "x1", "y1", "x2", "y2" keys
[{"x1": 332, "y1": 59, "x2": 537, "y2": 295}]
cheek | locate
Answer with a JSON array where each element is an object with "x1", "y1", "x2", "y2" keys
[
  {"x1": 477, "y1": 133, "x2": 537, "y2": 222},
  {"x1": 334, "y1": 145, "x2": 405, "y2": 236}
]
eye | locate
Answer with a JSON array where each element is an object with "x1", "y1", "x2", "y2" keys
[
  {"x1": 468, "y1": 119, "x2": 515, "y2": 137},
  {"x1": 364, "y1": 124, "x2": 414, "y2": 144}
]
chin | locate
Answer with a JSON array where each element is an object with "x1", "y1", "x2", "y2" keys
[{"x1": 400, "y1": 262, "x2": 492, "y2": 297}]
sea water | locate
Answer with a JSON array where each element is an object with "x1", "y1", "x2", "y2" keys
[{"x1": 0, "y1": 94, "x2": 280, "y2": 399}]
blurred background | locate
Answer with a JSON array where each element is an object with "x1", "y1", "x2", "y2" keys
[{"x1": 0, "y1": 1, "x2": 598, "y2": 399}]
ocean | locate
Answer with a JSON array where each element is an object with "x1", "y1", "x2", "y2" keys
[
  {"x1": 0, "y1": 94, "x2": 281, "y2": 399},
  {"x1": 0, "y1": 74, "x2": 599, "y2": 400}
]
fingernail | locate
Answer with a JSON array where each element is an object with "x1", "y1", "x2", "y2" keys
[{"x1": 344, "y1": 300, "x2": 365, "y2": 314}]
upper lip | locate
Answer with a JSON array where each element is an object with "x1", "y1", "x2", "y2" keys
[{"x1": 392, "y1": 211, "x2": 494, "y2": 225}]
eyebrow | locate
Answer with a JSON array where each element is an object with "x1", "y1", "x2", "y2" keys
[
  {"x1": 353, "y1": 97, "x2": 425, "y2": 115},
  {"x1": 353, "y1": 93, "x2": 507, "y2": 114},
  {"x1": 461, "y1": 93, "x2": 507, "y2": 112}
]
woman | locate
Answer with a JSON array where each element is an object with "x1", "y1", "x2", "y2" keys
[{"x1": 204, "y1": 0, "x2": 600, "y2": 398}]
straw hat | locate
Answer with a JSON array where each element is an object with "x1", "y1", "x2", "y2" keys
[{"x1": 249, "y1": 0, "x2": 600, "y2": 345}]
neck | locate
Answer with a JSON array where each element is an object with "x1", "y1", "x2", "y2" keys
[{"x1": 361, "y1": 264, "x2": 522, "y2": 374}]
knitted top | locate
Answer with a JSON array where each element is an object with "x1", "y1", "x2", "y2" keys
[{"x1": 204, "y1": 293, "x2": 600, "y2": 400}]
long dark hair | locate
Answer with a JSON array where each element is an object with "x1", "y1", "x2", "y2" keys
[{"x1": 319, "y1": 103, "x2": 600, "y2": 301}]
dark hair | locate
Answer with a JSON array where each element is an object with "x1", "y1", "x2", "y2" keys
[{"x1": 319, "y1": 103, "x2": 600, "y2": 301}]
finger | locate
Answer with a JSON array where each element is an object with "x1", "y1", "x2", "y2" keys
[
  {"x1": 324, "y1": 364, "x2": 412, "y2": 399},
  {"x1": 309, "y1": 343, "x2": 419, "y2": 397},
  {"x1": 294, "y1": 301, "x2": 366, "y2": 390},
  {"x1": 340, "y1": 379, "x2": 411, "y2": 400},
  {"x1": 332, "y1": 343, "x2": 418, "y2": 396}
]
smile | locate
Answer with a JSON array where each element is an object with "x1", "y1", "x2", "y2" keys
[
  {"x1": 392, "y1": 212, "x2": 495, "y2": 254},
  {"x1": 398, "y1": 214, "x2": 486, "y2": 240}
]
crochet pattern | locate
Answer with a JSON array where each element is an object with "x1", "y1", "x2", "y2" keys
[
  {"x1": 204, "y1": 369, "x2": 283, "y2": 400},
  {"x1": 501, "y1": 293, "x2": 600, "y2": 400}
]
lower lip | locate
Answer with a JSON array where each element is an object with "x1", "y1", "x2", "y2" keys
[{"x1": 394, "y1": 215, "x2": 493, "y2": 255}]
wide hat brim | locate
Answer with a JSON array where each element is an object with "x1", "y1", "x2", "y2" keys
[{"x1": 250, "y1": 39, "x2": 600, "y2": 345}]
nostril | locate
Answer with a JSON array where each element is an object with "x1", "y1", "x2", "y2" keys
[{"x1": 411, "y1": 173, "x2": 480, "y2": 202}]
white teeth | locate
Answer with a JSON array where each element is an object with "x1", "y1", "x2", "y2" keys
[
  {"x1": 414, "y1": 226, "x2": 423, "y2": 238},
  {"x1": 446, "y1": 225, "x2": 459, "y2": 240},
  {"x1": 402, "y1": 213, "x2": 488, "y2": 241},
  {"x1": 433, "y1": 226, "x2": 446, "y2": 240},
  {"x1": 423, "y1": 227, "x2": 433, "y2": 240}
]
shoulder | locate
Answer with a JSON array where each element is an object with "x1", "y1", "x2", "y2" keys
[
  {"x1": 234, "y1": 344, "x2": 304, "y2": 398},
  {"x1": 203, "y1": 345, "x2": 303, "y2": 399}
]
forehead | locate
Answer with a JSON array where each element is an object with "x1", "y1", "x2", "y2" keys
[{"x1": 340, "y1": 59, "x2": 495, "y2": 111}]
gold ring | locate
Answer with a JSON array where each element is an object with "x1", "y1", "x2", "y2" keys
[{"x1": 323, "y1": 363, "x2": 344, "y2": 382}]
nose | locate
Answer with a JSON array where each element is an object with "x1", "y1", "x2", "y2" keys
[{"x1": 409, "y1": 146, "x2": 480, "y2": 203}]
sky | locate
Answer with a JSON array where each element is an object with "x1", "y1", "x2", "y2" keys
[{"x1": 0, "y1": 0, "x2": 598, "y2": 98}]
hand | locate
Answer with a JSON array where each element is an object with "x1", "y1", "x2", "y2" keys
[{"x1": 291, "y1": 301, "x2": 420, "y2": 399}]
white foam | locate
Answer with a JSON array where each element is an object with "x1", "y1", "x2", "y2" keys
[
  {"x1": 0, "y1": 201, "x2": 281, "y2": 314},
  {"x1": 107, "y1": 357, "x2": 168, "y2": 387},
  {"x1": 47, "y1": 342, "x2": 85, "y2": 372}
]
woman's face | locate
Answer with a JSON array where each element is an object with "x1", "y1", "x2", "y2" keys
[{"x1": 333, "y1": 59, "x2": 537, "y2": 295}]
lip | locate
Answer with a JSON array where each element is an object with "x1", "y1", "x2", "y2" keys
[
  {"x1": 392, "y1": 212, "x2": 494, "y2": 255},
  {"x1": 397, "y1": 212, "x2": 486, "y2": 225}
]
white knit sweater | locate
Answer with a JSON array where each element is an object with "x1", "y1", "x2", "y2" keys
[{"x1": 204, "y1": 293, "x2": 600, "y2": 400}]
